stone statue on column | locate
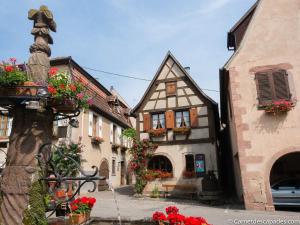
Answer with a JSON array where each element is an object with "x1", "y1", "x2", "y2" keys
[{"x1": 0, "y1": 6, "x2": 56, "y2": 225}]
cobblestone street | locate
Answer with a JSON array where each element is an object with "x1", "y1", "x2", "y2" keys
[{"x1": 85, "y1": 186, "x2": 300, "y2": 225}]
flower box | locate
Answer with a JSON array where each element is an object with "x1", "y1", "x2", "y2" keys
[
  {"x1": 148, "y1": 128, "x2": 167, "y2": 137},
  {"x1": 182, "y1": 170, "x2": 196, "y2": 179},
  {"x1": 69, "y1": 213, "x2": 90, "y2": 225},
  {"x1": 91, "y1": 136, "x2": 104, "y2": 145},
  {"x1": 259, "y1": 100, "x2": 295, "y2": 115},
  {"x1": 172, "y1": 127, "x2": 191, "y2": 135},
  {"x1": 49, "y1": 98, "x2": 77, "y2": 113}
]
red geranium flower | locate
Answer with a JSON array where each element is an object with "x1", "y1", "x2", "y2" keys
[
  {"x1": 71, "y1": 205, "x2": 78, "y2": 211},
  {"x1": 48, "y1": 86, "x2": 57, "y2": 94},
  {"x1": 166, "y1": 206, "x2": 179, "y2": 215},
  {"x1": 89, "y1": 197, "x2": 96, "y2": 205},
  {"x1": 59, "y1": 84, "x2": 66, "y2": 89},
  {"x1": 167, "y1": 213, "x2": 185, "y2": 224},
  {"x1": 4, "y1": 65, "x2": 14, "y2": 72},
  {"x1": 69, "y1": 84, "x2": 77, "y2": 92},
  {"x1": 48, "y1": 67, "x2": 58, "y2": 76},
  {"x1": 152, "y1": 212, "x2": 167, "y2": 221}
]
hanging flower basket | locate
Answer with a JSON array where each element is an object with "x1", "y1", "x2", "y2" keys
[
  {"x1": 259, "y1": 100, "x2": 295, "y2": 115},
  {"x1": 172, "y1": 127, "x2": 191, "y2": 135},
  {"x1": 91, "y1": 136, "x2": 104, "y2": 145},
  {"x1": 49, "y1": 98, "x2": 77, "y2": 113},
  {"x1": 148, "y1": 128, "x2": 167, "y2": 137}
]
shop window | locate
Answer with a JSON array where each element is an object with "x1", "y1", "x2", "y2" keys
[
  {"x1": 148, "y1": 155, "x2": 172, "y2": 173},
  {"x1": 152, "y1": 113, "x2": 165, "y2": 129},
  {"x1": 175, "y1": 111, "x2": 190, "y2": 127}
]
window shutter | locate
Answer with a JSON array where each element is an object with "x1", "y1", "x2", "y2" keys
[
  {"x1": 166, "y1": 82, "x2": 176, "y2": 96},
  {"x1": 98, "y1": 116, "x2": 103, "y2": 137},
  {"x1": 165, "y1": 111, "x2": 174, "y2": 128},
  {"x1": 255, "y1": 73, "x2": 273, "y2": 104},
  {"x1": 110, "y1": 123, "x2": 113, "y2": 143},
  {"x1": 143, "y1": 113, "x2": 151, "y2": 131},
  {"x1": 273, "y1": 70, "x2": 290, "y2": 100},
  {"x1": 117, "y1": 126, "x2": 122, "y2": 144},
  {"x1": 190, "y1": 108, "x2": 198, "y2": 128},
  {"x1": 88, "y1": 111, "x2": 93, "y2": 137}
]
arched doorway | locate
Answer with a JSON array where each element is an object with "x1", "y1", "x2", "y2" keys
[
  {"x1": 148, "y1": 155, "x2": 173, "y2": 173},
  {"x1": 269, "y1": 152, "x2": 300, "y2": 207},
  {"x1": 98, "y1": 159, "x2": 109, "y2": 191}
]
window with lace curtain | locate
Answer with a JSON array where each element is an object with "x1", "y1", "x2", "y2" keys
[
  {"x1": 175, "y1": 111, "x2": 190, "y2": 128},
  {"x1": 152, "y1": 113, "x2": 165, "y2": 129},
  {"x1": 0, "y1": 116, "x2": 8, "y2": 137}
]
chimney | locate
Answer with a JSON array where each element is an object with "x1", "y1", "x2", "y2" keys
[{"x1": 184, "y1": 67, "x2": 190, "y2": 74}]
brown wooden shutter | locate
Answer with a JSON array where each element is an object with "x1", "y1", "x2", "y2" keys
[
  {"x1": 165, "y1": 111, "x2": 175, "y2": 128},
  {"x1": 273, "y1": 70, "x2": 290, "y2": 100},
  {"x1": 166, "y1": 82, "x2": 176, "y2": 96},
  {"x1": 190, "y1": 108, "x2": 198, "y2": 128},
  {"x1": 143, "y1": 113, "x2": 151, "y2": 131},
  {"x1": 255, "y1": 72, "x2": 273, "y2": 104}
]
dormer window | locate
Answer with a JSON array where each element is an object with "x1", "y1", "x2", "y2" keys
[
  {"x1": 152, "y1": 113, "x2": 165, "y2": 129},
  {"x1": 175, "y1": 111, "x2": 190, "y2": 128}
]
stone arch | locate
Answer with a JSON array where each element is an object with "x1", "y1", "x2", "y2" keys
[
  {"x1": 264, "y1": 147, "x2": 300, "y2": 209},
  {"x1": 98, "y1": 158, "x2": 109, "y2": 191},
  {"x1": 152, "y1": 152, "x2": 175, "y2": 170}
]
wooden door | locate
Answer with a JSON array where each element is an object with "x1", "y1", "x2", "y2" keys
[
  {"x1": 120, "y1": 161, "x2": 125, "y2": 185},
  {"x1": 98, "y1": 159, "x2": 109, "y2": 191}
]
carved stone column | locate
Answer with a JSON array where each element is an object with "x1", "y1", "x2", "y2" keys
[{"x1": 0, "y1": 6, "x2": 56, "y2": 225}]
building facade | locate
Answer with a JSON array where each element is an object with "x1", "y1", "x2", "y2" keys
[
  {"x1": 51, "y1": 57, "x2": 133, "y2": 190},
  {"x1": 220, "y1": 0, "x2": 300, "y2": 211},
  {"x1": 133, "y1": 52, "x2": 220, "y2": 195}
]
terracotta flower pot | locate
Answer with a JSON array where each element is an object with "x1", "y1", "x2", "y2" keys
[
  {"x1": 55, "y1": 189, "x2": 66, "y2": 198},
  {"x1": 69, "y1": 213, "x2": 88, "y2": 225}
]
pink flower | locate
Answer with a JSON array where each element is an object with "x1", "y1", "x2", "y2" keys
[
  {"x1": 76, "y1": 93, "x2": 84, "y2": 100},
  {"x1": 9, "y1": 58, "x2": 16, "y2": 64},
  {"x1": 87, "y1": 98, "x2": 93, "y2": 105}
]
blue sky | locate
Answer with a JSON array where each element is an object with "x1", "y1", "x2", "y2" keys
[{"x1": 0, "y1": 0, "x2": 256, "y2": 107}]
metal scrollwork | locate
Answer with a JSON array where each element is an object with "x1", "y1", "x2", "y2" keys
[{"x1": 37, "y1": 143, "x2": 105, "y2": 218}]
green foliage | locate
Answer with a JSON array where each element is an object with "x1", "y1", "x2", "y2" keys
[
  {"x1": 23, "y1": 176, "x2": 47, "y2": 225},
  {"x1": 123, "y1": 128, "x2": 158, "y2": 194},
  {"x1": 51, "y1": 143, "x2": 82, "y2": 177},
  {"x1": 122, "y1": 128, "x2": 137, "y2": 139},
  {"x1": 151, "y1": 185, "x2": 160, "y2": 198},
  {"x1": 0, "y1": 63, "x2": 27, "y2": 86}
]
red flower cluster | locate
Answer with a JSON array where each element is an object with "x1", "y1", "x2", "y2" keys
[
  {"x1": 48, "y1": 67, "x2": 58, "y2": 77},
  {"x1": 4, "y1": 65, "x2": 14, "y2": 72},
  {"x1": 152, "y1": 206, "x2": 211, "y2": 225},
  {"x1": 261, "y1": 100, "x2": 294, "y2": 114},
  {"x1": 48, "y1": 86, "x2": 57, "y2": 94},
  {"x1": 70, "y1": 196, "x2": 96, "y2": 214}
]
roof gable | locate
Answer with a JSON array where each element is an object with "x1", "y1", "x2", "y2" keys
[{"x1": 132, "y1": 51, "x2": 217, "y2": 114}]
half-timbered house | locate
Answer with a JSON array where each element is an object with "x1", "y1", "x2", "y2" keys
[{"x1": 132, "y1": 52, "x2": 220, "y2": 195}]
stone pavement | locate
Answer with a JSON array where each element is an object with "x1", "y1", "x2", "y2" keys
[{"x1": 85, "y1": 186, "x2": 300, "y2": 225}]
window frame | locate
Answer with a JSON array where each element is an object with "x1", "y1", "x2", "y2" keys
[
  {"x1": 92, "y1": 114, "x2": 98, "y2": 137},
  {"x1": 151, "y1": 112, "x2": 166, "y2": 129},
  {"x1": 148, "y1": 155, "x2": 173, "y2": 173},
  {"x1": 185, "y1": 154, "x2": 195, "y2": 172},
  {"x1": 175, "y1": 110, "x2": 190, "y2": 128},
  {"x1": 0, "y1": 115, "x2": 8, "y2": 137}
]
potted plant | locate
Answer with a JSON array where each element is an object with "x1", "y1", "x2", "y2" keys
[
  {"x1": 47, "y1": 68, "x2": 93, "y2": 112},
  {"x1": 148, "y1": 128, "x2": 167, "y2": 137},
  {"x1": 259, "y1": 100, "x2": 295, "y2": 115},
  {"x1": 172, "y1": 127, "x2": 191, "y2": 135},
  {"x1": 91, "y1": 136, "x2": 104, "y2": 145},
  {"x1": 69, "y1": 196, "x2": 96, "y2": 224},
  {"x1": 152, "y1": 205, "x2": 212, "y2": 225}
]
